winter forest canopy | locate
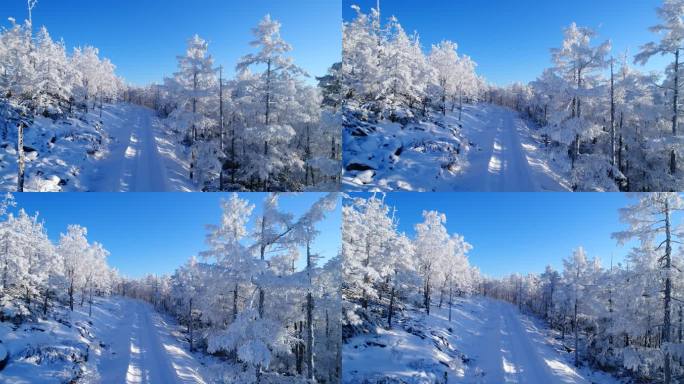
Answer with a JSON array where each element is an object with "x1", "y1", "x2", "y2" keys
[
  {"x1": 341, "y1": 1, "x2": 684, "y2": 192},
  {"x1": 0, "y1": 2, "x2": 341, "y2": 192},
  {"x1": 342, "y1": 192, "x2": 684, "y2": 384},
  {"x1": 0, "y1": 192, "x2": 341, "y2": 383}
]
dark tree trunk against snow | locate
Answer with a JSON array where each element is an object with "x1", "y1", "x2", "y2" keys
[
  {"x1": 42, "y1": 289, "x2": 49, "y2": 317},
  {"x1": 68, "y1": 278, "x2": 74, "y2": 311},
  {"x1": 670, "y1": 50, "x2": 680, "y2": 177},
  {"x1": 17, "y1": 121, "x2": 25, "y2": 192},
  {"x1": 458, "y1": 88, "x2": 463, "y2": 121},
  {"x1": 610, "y1": 59, "x2": 616, "y2": 168},
  {"x1": 663, "y1": 199, "x2": 673, "y2": 384},
  {"x1": 448, "y1": 285, "x2": 453, "y2": 322},
  {"x1": 192, "y1": 70, "x2": 198, "y2": 142},
  {"x1": 89, "y1": 287, "x2": 93, "y2": 317},
  {"x1": 232, "y1": 283, "x2": 238, "y2": 322},
  {"x1": 258, "y1": 218, "x2": 267, "y2": 319},
  {"x1": 388, "y1": 281, "x2": 395, "y2": 329},
  {"x1": 188, "y1": 298, "x2": 194, "y2": 352},
  {"x1": 362, "y1": 240, "x2": 371, "y2": 310},
  {"x1": 424, "y1": 275, "x2": 431, "y2": 315},
  {"x1": 219, "y1": 66, "x2": 224, "y2": 152},
  {"x1": 305, "y1": 240, "x2": 315, "y2": 382},
  {"x1": 574, "y1": 263, "x2": 580, "y2": 368},
  {"x1": 218, "y1": 67, "x2": 226, "y2": 190}
]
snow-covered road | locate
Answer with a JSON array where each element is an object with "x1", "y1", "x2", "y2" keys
[
  {"x1": 343, "y1": 103, "x2": 571, "y2": 192},
  {"x1": 95, "y1": 298, "x2": 207, "y2": 384},
  {"x1": 466, "y1": 300, "x2": 592, "y2": 383},
  {"x1": 453, "y1": 105, "x2": 570, "y2": 191},
  {"x1": 343, "y1": 297, "x2": 618, "y2": 383},
  {"x1": 82, "y1": 104, "x2": 194, "y2": 192}
]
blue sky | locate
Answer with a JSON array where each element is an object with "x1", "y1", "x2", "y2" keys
[
  {"x1": 348, "y1": 193, "x2": 667, "y2": 278},
  {"x1": 10, "y1": 193, "x2": 341, "y2": 279},
  {"x1": 344, "y1": 0, "x2": 669, "y2": 85},
  {"x1": 1, "y1": 0, "x2": 340, "y2": 85}
]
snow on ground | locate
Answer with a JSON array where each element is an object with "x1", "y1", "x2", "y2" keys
[
  {"x1": 343, "y1": 297, "x2": 621, "y2": 384},
  {"x1": 343, "y1": 104, "x2": 571, "y2": 192},
  {"x1": 80, "y1": 104, "x2": 195, "y2": 192},
  {"x1": 0, "y1": 108, "x2": 109, "y2": 192},
  {"x1": 0, "y1": 103, "x2": 196, "y2": 192},
  {"x1": 0, "y1": 297, "x2": 210, "y2": 384},
  {"x1": 93, "y1": 298, "x2": 207, "y2": 383}
]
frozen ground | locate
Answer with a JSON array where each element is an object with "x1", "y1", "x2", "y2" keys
[
  {"x1": 80, "y1": 104, "x2": 195, "y2": 192},
  {"x1": 343, "y1": 297, "x2": 621, "y2": 384},
  {"x1": 0, "y1": 297, "x2": 209, "y2": 384},
  {"x1": 0, "y1": 103, "x2": 195, "y2": 192},
  {"x1": 343, "y1": 104, "x2": 571, "y2": 192}
]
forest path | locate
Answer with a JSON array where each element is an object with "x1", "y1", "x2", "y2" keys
[
  {"x1": 343, "y1": 297, "x2": 619, "y2": 383},
  {"x1": 461, "y1": 299, "x2": 589, "y2": 383},
  {"x1": 82, "y1": 104, "x2": 194, "y2": 192},
  {"x1": 95, "y1": 297, "x2": 207, "y2": 384},
  {"x1": 453, "y1": 104, "x2": 570, "y2": 191}
]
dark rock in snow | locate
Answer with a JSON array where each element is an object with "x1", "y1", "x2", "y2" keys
[
  {"x1": 365, "y1": 341, "x2": 387, "y2": 348},
  {"x1": 346, "y1": 163, "x2": 376, "y2": 172},
  {"x1": 0, "y1": 344, "x2": 8, "y2": 371}
]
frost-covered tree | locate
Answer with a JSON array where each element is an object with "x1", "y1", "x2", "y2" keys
[
  {"x1": 132, "y1": 193, "x2": 341, "y2": 383},
  {"x1": 613, "y1": 193, "x2": 684, "y2": 383},
  {"x1": 57, "y1": 224, "x2": 89, "y2": 312},
  {"x1": 343, "y1": 194, "x2": 477, "y2": 340},
  {"x1": 635, "y1": 0, "x2": 684, "y2": 181}
]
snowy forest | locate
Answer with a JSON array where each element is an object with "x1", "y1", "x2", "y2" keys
[
  {"x1": 342, "y1": 193, "x2": 684, "y2": 384},
  {"x1": 0, "y1": 2, "x2": 341, "y2": 192},
  {"x1": 342, "y1": 1, "x2": 684, "y2": 192},
  {"x1": 121, "y1": 193, "x2": 341, "y2": 383},
  {"x1": 0, "y1": 192, "x2": 341, "y2": 384}
]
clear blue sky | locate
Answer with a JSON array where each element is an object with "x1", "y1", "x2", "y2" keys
[
  {"x1": 349, "y1": 193, "x2": 666, "y2": 278},
  {"x1": 1, "y1": 0, "x2": 340, "y2": 85},
  {"x1": 10, "y1": 193, "x2": 341, "y2": 279},
  {"x1": 344, "y1": 0, "x2": 669, "y2": 85}
]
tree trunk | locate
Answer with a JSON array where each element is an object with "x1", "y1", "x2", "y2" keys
[
  {"x1": 233, "y1": 283, "x2": 238, "y2": 322},
  {"x1": 663, "y1": 199, "x2": 673, "y2": 384},
  {"x1": 306, "y1": 291, "x2": 315, "y2": 381},
  {"x1": 17, "y1": 122, "x2": 25, "y2": 192},
  {"x1": 448, "y1": 285, "x2": 453, "y2": 322},
  {"x1": 42, "y1": 289, "x2": 49, "y2": 316},
  {"x1": 574, "y1": 265, "x2": 579, "y2": 367},
  {"x1": 188, "y1": 298, "x2": 194, "y2": 352},
  {"x1": 388, "y1": 279, "x2": 395, "y2": 329},
  {"x1": 68, "y1": 278, "x2": 74, "y2": 311},
  {"x1": 305, "y1": 239, "x2": 315, "y2": 381},
  {"x1": 610, "y1": 59, "x2": 616, "y2": 168},
  {"x1": 424, "y1": 275, "x2": 431, "y2": 315},
  {"x1": 219, "y1": 66, "x2": 224, "y2": 152}
]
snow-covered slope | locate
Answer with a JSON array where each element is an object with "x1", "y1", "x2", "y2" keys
[
  {"x1": 0, "y1": 107, "x2": 110, "y2": 192},
  {"x1": 0, "y1": 296, "x2": 210, "y2": 383},
  {"x1": 343, "y1": 104, "x2": 571, "y2": 192},
  {"x1": 343, "y1": 297, "x2": 621, "y2": 384},
  {"x1": 0, "y1": 103, "x2": 196, "y2": 192}
]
